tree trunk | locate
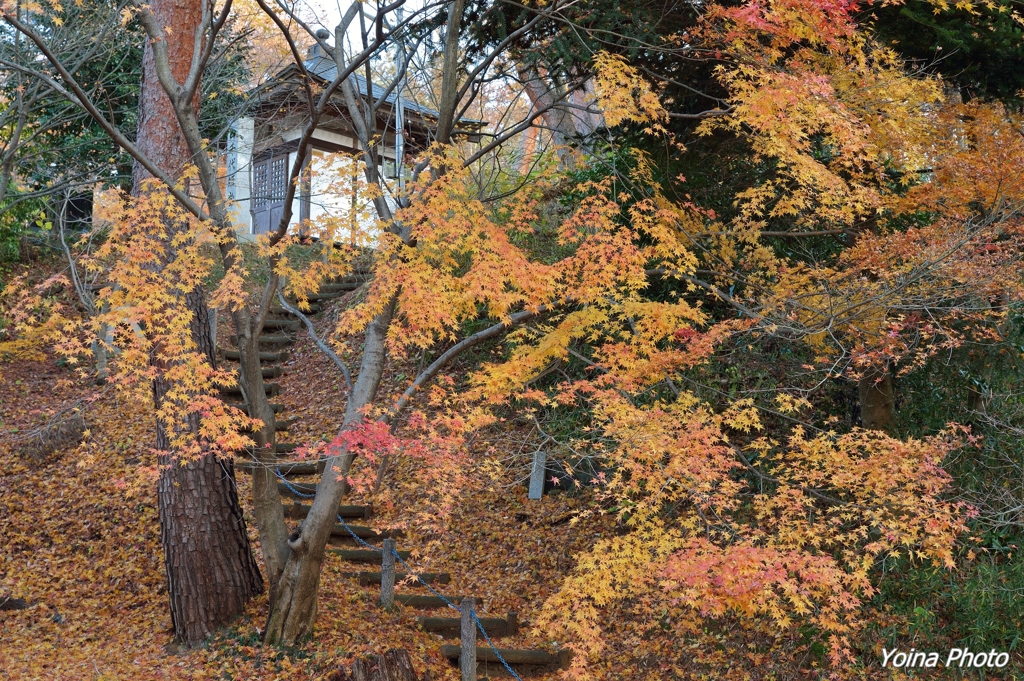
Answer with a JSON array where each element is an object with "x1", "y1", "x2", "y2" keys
[
  {"x1": 264, "y1": 300, "x2": 395, "y2": 645},
  {"x1": 134, "y1": 0, "x2": 263, "y2": 646},
  {"x1": 332, "y1": 649, "x2": 421, "y2": 681},
  {"x1": 858, "y1": 367, "x2": 895, "y2": 433}
]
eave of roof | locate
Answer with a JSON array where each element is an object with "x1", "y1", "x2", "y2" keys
[{"x1": 262, "y1": 54, "x2": 488, "y2": 130}]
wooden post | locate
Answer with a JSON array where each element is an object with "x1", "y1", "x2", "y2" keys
[
  {"x1": 528, "y1": 450, "x2": 547, "y2": 500},
  {"x1": 460, "y1": 597, "x2": 476, "y2": 681},
  {"x1": 380, "y1": 538, "x2": 396, "y2": 611}
]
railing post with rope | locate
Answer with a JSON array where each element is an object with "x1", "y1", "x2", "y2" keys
[
  {"x1": 272, "y1": 467, "x2": 523, "y2": 680},
  {"x1": 460, "y1": 597, "x2": 476, "y2": 681},
  {"x1": 381, "y1": 538, "x2": 396, "y2": 610}
]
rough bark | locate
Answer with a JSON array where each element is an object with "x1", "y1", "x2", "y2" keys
[
  {"x1": 331, "y1": 649, "x2": 420, "y2": 681},
  {"x1": 858, "y1": 367, "x2": 896, "y2": 433},
  {"x1": 134, "y1": 0, "x2": 263, "y2": 646}
]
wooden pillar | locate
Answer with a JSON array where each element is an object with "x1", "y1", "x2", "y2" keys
[
  {"x1": 381, "y1": 538, "x2": 396, "y2": 610},
  {"x1": 460, "y1": 597, "x2": 476, "y2": 681}
]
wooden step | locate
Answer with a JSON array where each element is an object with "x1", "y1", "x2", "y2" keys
[
  {"x1": 419, "y1": 613, "x2": 517, "y2": 637},
  {"x1": 241, "y1": 417, "x2": 296, "y2": 433},
  {"x1": 320, "y1": 281, "x2": 365, "y2": 293},
  {"x1": 289, "y1": 290, "x2": 344, "y2": 304},
  {"x1": 329, "y1": 549, "x2": 410, "y2": 563},
  {"x1": 225, "y1": 402, "x2": 284, "y2": 413},
  {"x1": 439, "y1": 645, "x2": 570, "y2": 667},
  {"x1": 284, "y1": 501, "x2": 371, "y2": 519},
  {"x1": 262, "y1": 318, "x2": 301, "y2": 331},
  {"x1": 230, "y1": 366, "x2": 282, "y2": 380},
  {"x1": 230, "y1": 334, "x2": 294, "y2": 347},
  {"x1": 221, "y1": 383, "x2": 281, "y2": 397},
  {"x1": 394, "y1": 595, "x2": 473, "y2": 609},
  {"x1": 243, "y1": 460, "x2": 319, "y2": 475},
  {"x1": 276, "y1": 480, "x2": 314, "y2": 498},
  {"x1": 343, "y1": 571, "x2": 450, "y2": 586},
  {"x1": 269, "y1": 304, "x2": 322, "y2": 317},
  {"x1": 328, "y1": 524, "x2": 402, "y2": 541},
  {"x1": 220, "y1": 349, "x2": 289, "y2": 363}
]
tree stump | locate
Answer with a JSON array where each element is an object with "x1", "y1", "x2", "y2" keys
[{"x1": 331, "y1": 649, "x2": 421, "y2": 681}]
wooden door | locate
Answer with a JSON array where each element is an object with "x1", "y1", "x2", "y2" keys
[{"x1": 252, "y1": 153, "x2": 288, "y2": 234}]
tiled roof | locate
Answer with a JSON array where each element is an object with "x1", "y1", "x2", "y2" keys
[{"x1": 303, "y1": 53, "x2": 445, "y2": 120}]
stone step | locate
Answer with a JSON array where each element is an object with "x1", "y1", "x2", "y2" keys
[
  {"x1": 274, "y1": 443, "x2": 298, "y2": 454},
  {"x1": 439, "y1": 645, "x2": 570, "y2": 667},
  {"x1": 283, "y1": 501, "x2": 372, "y2": 520},
  {"x1": 225, "y1": 402, "x2": 284, "y2": 414},
  {"x1": 328, "y1": 549, "x2": 410, "y2": 563},
  {"x1": 229, "y1": 334, "x2": 294, "y2": 347},
  {"x1": 343, "y1": 571, "x2": 450, "y2": 586},
  {"x1": 220, "y1": 349, "x2": 289, "y2": 363},
  {"x1": 221, "y1": 383, "x2": 281, "y2": 397},
  {"x1": 418, "y1": 613, "x2": 517, "y2": 638}
]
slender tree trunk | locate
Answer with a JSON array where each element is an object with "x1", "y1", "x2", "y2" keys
[
  {"x1": 858, "y1": 367, "x2": 895, "y2": 433},
  {"x1": 264, "y1": 300, "x2": 395, "y2": 645},
  {"x1": 134, "y1": 0, "x2": 263, "y2": 646}
]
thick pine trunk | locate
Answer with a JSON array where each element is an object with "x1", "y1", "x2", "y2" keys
[
  {"x1": 858, "y1": 367, "x2": 895, "y2": 433},
  {"x1": 134, "y1": 0, "x2": 263, "y2": 646}
]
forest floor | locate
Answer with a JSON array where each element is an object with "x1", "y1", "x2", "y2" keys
[
  {"x1": 0, "y1": 288, "x2": 622, "y2": 681},
  {"x1": 1, "y1": 285, "x2": 923, "y2": 681}
]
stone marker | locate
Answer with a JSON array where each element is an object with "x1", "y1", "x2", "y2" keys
[{"x1": 528, "y1": 450, "x2": 547, "y2": 500}]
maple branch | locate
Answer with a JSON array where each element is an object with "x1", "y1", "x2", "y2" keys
[
  {"x1": 380, "y1": 302, "x2": 562, "y2": 425},
  {"x1": 371, "y1": 301, "x2": 565, "y2": 493},
  {"x1": 275, "y1": 287, "x2": 353, "y2": 393}
]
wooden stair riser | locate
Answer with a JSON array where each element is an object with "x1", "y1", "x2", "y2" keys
[
  {"x1": 343, "y1": 572, "x2": 450, "y2": 587},
  {"x1": 225, "y1": 402, "x2": 284, "y2": 414},
  {"x1": 261, "y1": 319, "x2": 301, "y2": 331},
  {"x1": 283, "y1": 502, "x2": 371, "y2": 520},
  {"x1": 392, "y1": 595, "x2": 477, "y2": 609},
  {"x1": 328, "y1": 524, "x2": 403, "y2": 541},
  {"x1": 227, "y1": 366, "x2": 282, "y2": 380},
  {"x1": 269, "y1": 304, "x2": 322, "y2": 317},
  {"x1": 221, "y1": 383, "x2": 281, "y2": 397},
  {"x1": 240, "y1": 418, "x2": 296, "y2": 433},
  {"x1": 319, "y1": 281, "x2": 365, "y2": 293},
  {"x1": 220, "y1": 349, "x2": 289, "y2": 363},
  {"x1": 229, "y1": 334, "x2": 294, "y2": 347},
  {"x1": 418, "y1": 613, "x2": 517, "y2": 638},
  {"x1": 439, "y1": 646, "x2": 570, "y2": 667},
  {"x1": 329, "y1": 549, "x2": 410, "y2": 562}
]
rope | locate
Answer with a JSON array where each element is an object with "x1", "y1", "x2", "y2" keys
[{"x1": 274, "y1": 468, "x2": 524, "y2": 680}]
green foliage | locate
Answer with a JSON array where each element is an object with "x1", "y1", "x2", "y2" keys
[{"x1": 870, "y1": 0, "x2": 1024, "y2": 106}]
